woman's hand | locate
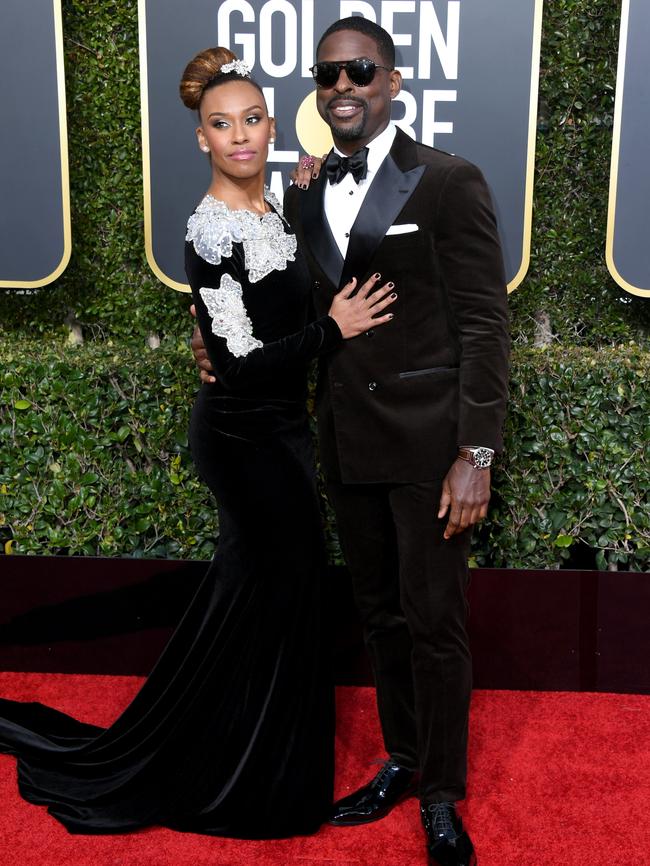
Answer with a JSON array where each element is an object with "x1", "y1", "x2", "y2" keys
[
  {"x1": 328, "y1": 274, "x2": 397, "y2": 339},
  {"x1": 190, "y1": 305, "x2": 217, "y2": 383},
  {"x1": 290, "y1": 154, "x2": 326, "y2": 189}
]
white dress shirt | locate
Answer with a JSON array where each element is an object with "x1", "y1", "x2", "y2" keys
[{"x1": 324, "y1": 122, "x2": 397, "y2": 258}]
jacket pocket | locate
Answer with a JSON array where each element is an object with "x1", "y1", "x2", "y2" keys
[{"x1": 398, "y1": 365, "x2": 459, "y2": 379}]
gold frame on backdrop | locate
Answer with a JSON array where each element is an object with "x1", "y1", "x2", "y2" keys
[
  {"x1": 139, "y1": 0, "x2": 544, "y2": 295},
  {"x1": 507, "y1": 0, "x2": 543, "y2": 293},
  {"x1": 605, "y1": 0, "x2": 650, "y2": 298},
  {"x1": 138, "y1": 0, "x2": 190, "y2": 292},
  {"x1": 0, "y1": 0, "x2": 71, "y2": 289}
]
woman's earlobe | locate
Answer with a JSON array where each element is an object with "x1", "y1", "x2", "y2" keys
[{"x1": 196, "y1": 127, "x2": 208, "y2": 152}]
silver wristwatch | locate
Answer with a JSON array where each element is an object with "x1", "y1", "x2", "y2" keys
[{"x1": 457, "y1": 446, "x2": 495, "y2": 469}]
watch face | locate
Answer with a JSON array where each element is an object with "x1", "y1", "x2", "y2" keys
[{"x1": 472, "y1": 447, "x2": 493, "y2": 468}]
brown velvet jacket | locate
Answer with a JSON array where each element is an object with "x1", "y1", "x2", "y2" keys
[{"x1": 284, "y1": 128, "x2": 510, "y2": 484}]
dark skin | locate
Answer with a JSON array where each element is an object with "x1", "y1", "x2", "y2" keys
[{"x1": 192, "y1": 29, "x2": 491, "y2": 539}]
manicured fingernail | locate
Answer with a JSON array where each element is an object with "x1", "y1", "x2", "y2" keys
[
  {"x1": 374, "y1": 273, "x2": 381, "y2": 279},
  {"x1": 388, "y1": 313, "x2": 394, "y2": 319},
  {"x1": 387, "y1": 282, "x2": 394, "y2": 288},
  {"x1": 390, "y1": 292, "x2": 397, "y2": 299}
]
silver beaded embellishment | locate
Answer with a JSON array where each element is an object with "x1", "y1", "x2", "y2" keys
[
  {"x1": 199, "y1": 274, "x2": 263, "y2": 358},
  {"x1": 186, "y1": 190, "x2": 296, "y2": 283},
  {"x1": 220, "y1": 59, "x2": 251, "y2": 77}
]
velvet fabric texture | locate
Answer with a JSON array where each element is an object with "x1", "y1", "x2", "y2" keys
[
  {"x1": 284, "y1": 127, "x2": 510, "y2": 485},
  {"x1": 326, "y1": 478, "x2": 472, "y2": 802},
  {"x1": 284, "y1": 129, "x2": 510, "y2": 803},
  {"x1": 0, "y1": 201, "x2": 340, "y2": 838}
]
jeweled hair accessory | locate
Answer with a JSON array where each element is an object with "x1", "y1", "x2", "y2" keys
[{"x1": 220, "y1": 59, "x2": 251, "y2": 77}]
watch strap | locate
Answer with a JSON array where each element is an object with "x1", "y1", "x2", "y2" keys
[{"x1": 457, "y1": 446, "x2": 494, "y2": 468}]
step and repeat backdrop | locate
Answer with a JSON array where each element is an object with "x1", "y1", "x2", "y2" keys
[
  {"x1": 606, "y1": 0, "x2": 650, "y2": 298},
  {"x1": 1, "y1": 0, "x2": 648, "y2": 298},
  {"x1": 0, "y1": 0, "x2": 70, "y2": 289},
  {"x1": 139, "y1": 0, "x2": 542, "y2": 291}
]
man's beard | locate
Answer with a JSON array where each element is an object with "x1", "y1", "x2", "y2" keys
[{"x1": 325, "y1": 100, "x2": 368, "y2": 141}]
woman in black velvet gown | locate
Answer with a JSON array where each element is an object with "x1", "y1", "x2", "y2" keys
[{"x1": 0, "y1": 48, "x2": 396, "y2": 838}]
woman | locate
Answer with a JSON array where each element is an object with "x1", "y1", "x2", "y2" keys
[{"x1": 0, "y1": 47, "x2": 396, "y2": 839}]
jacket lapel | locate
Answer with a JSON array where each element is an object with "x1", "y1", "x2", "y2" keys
[
  {"x1": 298, "y1": 173, "x2": 344, "y2": 288},
  {"x1": 341, "y1": 129, "x2": 425, "y2": 288}
]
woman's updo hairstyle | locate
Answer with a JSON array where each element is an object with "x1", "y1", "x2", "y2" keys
[{"x1": 179, "y1": 46, "x2": 264, "y2": 112}]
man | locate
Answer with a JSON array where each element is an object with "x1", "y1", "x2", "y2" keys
[{"x1": 194, "y1": 17, "x2": 509, "y2": 866}]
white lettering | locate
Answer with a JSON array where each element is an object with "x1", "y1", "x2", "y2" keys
[
  {"x1": 269, "y1": 170, "x2": 286, "y2": 200},
  {"x1": 260, "y1": 0, "x2": 298, "y2": 77},
  {"x1": 421, "y1": 89, "x2": 456, "y2": 146},
  {"x1": 382, "y1": 1, "x2": 416, "y2": 79},
  {"x1": 339, "y1": 2, "x2": 377, "y2": 22},
  {"x1": 217, "y1": 0, "x2": 256, "y2": 69},
  {"x1": 301, "y1": 0, "x2": 315, "y2": 76},
  {"x1": 381, "y1": 2, "x2": 415, "y2": 46},
  {"x1": 418, "y1": 1, "x2": 460, "y2": 81},
  {"x1": 392, "y1": 90, "x2": 417, "y2": 140},
  {"x1": 264, "y1": 88, "x2": 300, "y2": 162}
]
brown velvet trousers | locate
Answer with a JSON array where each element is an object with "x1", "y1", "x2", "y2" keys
[{"x1": 326, "y1": 477, "x2": 472, "y2": 804}]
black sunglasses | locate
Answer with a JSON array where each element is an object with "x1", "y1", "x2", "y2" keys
[{"x1": 309, "y1": 58, "x2": 393, "y2": 88}]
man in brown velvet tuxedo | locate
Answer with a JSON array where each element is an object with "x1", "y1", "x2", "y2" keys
[
  {"x1": 287, "y1": 18, "x2": 508, "y2": 866},
  {"x1": 194, "y1": 17, "x2": 508, "y2": 866}
]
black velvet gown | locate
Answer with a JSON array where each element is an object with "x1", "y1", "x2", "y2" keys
[{"x1": 0, "y1": 189, "x2": 342, "y2": 838}]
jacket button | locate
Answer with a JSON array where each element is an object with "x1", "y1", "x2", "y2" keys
[
  {"x1": 365, "y1": 329, "x2": 375, "y2": 338},
  {"x1": 314, "y1": 281, "x2": 321, "y2": 289},
  {"x1": 368, "y1": 381, "x2": 377, "y2": 391}
]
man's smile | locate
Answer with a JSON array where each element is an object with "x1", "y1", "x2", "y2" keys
[{"x1": 327, "y1": 98, "x2": 366, "y2": 120}]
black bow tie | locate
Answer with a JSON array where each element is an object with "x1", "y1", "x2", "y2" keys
[{"x1": 325, "y1": 147, "x2": 369, "y2": 185}]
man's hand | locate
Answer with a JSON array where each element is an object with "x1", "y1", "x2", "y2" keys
[
  {"x1": 438, "y1": 458, "x2": 491, "y2": 540},
  {"x1": 190, "y1": 304, "x2": 216, "y2": 384}
]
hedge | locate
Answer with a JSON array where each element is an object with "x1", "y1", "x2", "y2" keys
[{"x1": 1, "y1": 343, "x2": 647, "y2": 571}]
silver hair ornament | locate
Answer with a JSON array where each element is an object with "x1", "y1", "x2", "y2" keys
[{"x1": 220, "y1": 59, "x2": 251, "y2": 77}]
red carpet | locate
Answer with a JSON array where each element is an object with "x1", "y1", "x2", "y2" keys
[{"x1": 1, "y1": 673, "x2": 649, "y2": 865}]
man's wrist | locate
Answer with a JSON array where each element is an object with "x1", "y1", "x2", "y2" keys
[{"x1": 457, "y1": 445, "x2": 494, "y2": 469}]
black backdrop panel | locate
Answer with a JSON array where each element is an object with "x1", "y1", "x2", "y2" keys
[
  {"x1": 0, "y1": 0, "x2": 70, "y2": 288},
  {"x1": 607, "y1": 0, "x2": 650, "y2": 297},
  {"x1": 1, "y1": 556, "x2": 648, "y2": 694},
  {"x1": 140, "y1": 0, "x2": 542, "y2": 291}
]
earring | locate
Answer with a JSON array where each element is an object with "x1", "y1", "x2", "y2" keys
[
  {"x1": 201, "y1": 145, "x2": 209, "y2": 152},
  {"x1": 269, "y1": 138, "x2": 275, "y2": 144}
]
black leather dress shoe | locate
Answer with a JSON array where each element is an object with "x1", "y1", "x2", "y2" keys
[
  {"x1": 420, "y1": 802, "x2": 477, "y2": 866},
  {"x1": 329, "y1": 762, "x2": 417, "y2": 826}
]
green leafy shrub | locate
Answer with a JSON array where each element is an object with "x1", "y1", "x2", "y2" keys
[
  {"x1": 0, "y1": 342, "x2": 213, "y2": 560},
  {"x1": 476, "y1": 345, "x2": 649, "y2": 571},
  {"x1": 1, "y1": 343, "x2": 647, "y2": 570}
]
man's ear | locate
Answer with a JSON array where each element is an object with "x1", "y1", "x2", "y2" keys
[{"x1": 389, "y1": 69, "x2": 403, "y2": 100}]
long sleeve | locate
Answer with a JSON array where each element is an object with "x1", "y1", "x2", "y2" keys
[
  {"x1": 434, "y1": 161, "x2": 510, "y2": 451},
  {"x1": 186, "y1": 240, "x2": 341, "y2": 392}
]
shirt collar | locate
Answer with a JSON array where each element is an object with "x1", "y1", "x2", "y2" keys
[{"x1": 332, "y1": 122, "x2": 397, "y2": 176}]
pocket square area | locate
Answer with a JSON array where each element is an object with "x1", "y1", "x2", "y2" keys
[{"x1": 386, "y1": 223, "x2": 419, "y2": 235}]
